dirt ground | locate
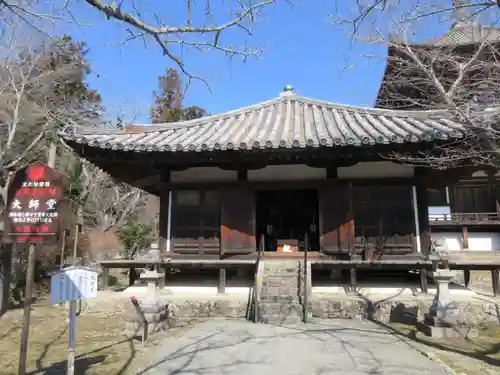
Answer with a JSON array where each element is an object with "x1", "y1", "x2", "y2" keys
[{"x1": 0, "y1": 298, "x2": 191, "y2": 375}]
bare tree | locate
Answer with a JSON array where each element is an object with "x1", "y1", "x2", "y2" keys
[
  {"x1": 332, "y1": 0, "x2": 500, "y2": 170},
  {"x1": 80, "y1": 162, "x2": 147, "y2": 232},
  {"x1": 0, "y1": 39, "x2": 99, "y2": 214},
  {"x1": 331, "y1": 0, "x2": 500, "y2": 37},
  {"x1": 1, "y1": 0, "x2": 280, "y2": 82},
  {"x1": 379, "y1": 36, "x2": 500, "y2": 169}
]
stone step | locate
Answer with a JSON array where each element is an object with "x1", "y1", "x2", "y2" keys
[
  {"x1": 259, "y1": 302, "x2": 304, "y2": 317},
  {"x1": 260, "y1": 290, "x2": 300, "y2": 298},
  {"x1": 262, "y1": 278, "x2": 299, "y2": 285},
  {"x1": 260, "y1": 289, "x2": 300, "y2": 297},
  {"x1": 262, "y1": 276, "x2": 300, "y2": 281},
  {"x1": 263, "y1": 274, "x2": 299, "y2": 279},
  {"x1": 264, "y1": 266, "x2": 301, "y2": 273},
  {"x1": 260, "y1": 295, "x2": 300, "y2": 303},
  {"x1": 260, "y1": 314, "x2": 303, "y2": 325},
  {"x1": 264, "y1": 265, "x2": 301, "y2": 272}
]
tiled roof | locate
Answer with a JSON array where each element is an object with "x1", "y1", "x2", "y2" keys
[
  {"x1": 420, "y1": 24, "x2": 500, "y2": 47},
  {"x1": 59, "y1": 91, "x2": 465, "y2": 153}
]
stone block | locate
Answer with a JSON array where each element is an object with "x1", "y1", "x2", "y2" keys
[
  {"x1": 210, "y1": 300, "x2": 247, "y2": 318},
  {"x1": 416, "y1": 321, "x2": 479, "y2": 340}
]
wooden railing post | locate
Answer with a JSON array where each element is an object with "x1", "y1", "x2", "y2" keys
[{"x1": 253, "y1": 234, "x2": 265, "y2": 323}]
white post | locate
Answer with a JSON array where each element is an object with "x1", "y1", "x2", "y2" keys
[
  {"x1": 412, "y1": 186, "x2": 422, "y2": 252},
  {"x1": 67, "y1": 300, "x2": 77, "y2": 375},
  {"x1": 166, "y1": 190, "x2": 172, "y2": 252}
]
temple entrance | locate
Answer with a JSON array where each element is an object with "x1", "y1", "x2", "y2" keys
[{"x1": 256, "y1": 189, "x2": 320, "y2": 252}]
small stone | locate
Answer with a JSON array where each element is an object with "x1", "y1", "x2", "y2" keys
[{"x1": 425, "y1": 352, "x2": 438, "y2": 361}]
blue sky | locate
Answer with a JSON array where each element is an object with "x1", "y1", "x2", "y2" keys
[{"x1": 60, "y1": 0, "x2": 452, "y2": 123}]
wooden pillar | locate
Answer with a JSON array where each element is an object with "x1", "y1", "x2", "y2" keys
[
  {"x1": 158, "y1": 170, "x2": 171, "y2": 254},
  {"x1": 462, "y1": 226, "x2": 469, "y2": 250},
  {"x1": 218, "y1": 268, "x2": 226, "y2": 294},
  {"x1": 487, "y1": 169, "x2": 498, "y2": 212},
  {"x1": 326, "y1": 166, "x2": 337, "y2": 180},
  {"x1": 101, "y1": 267, "x2": 109, "y2": 291},
  {"x1": 415, "y1": 168, "x2": 431, "y2": 255},
  {"x1": 492, "y1": 269, "x2": 500, "y2": 297},
  {"x1": 419, "y1": 268, "x2": 428, "y2": 294},
  {"x1": 128, "y1": 268, "x2": 136, "y2": 286},
  {"x1": 237, "y1": 169, "x2": 248, "y2": 182},
  {"x1": 348, "y1": 266, "x2": 357, "y2": 294},
  {"x1": 464, "y1": 269, "x2": 471, "y2": 287}
]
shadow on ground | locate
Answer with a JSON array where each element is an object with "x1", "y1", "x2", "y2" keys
[{"x1": 361, "y1": 293, "x2": 500, "y2": 369}]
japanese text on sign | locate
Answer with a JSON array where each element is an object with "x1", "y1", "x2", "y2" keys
[
  {"x1": 3, "y1": 163, "x2": 68, "y2": 244},
  {"x1": 50, "y1": 267, "x2": 99, "y2": 304}
]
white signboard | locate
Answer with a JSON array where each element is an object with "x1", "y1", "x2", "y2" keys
[{"x1": 50, "y1": 266, "x2": 98, "y2": 305}]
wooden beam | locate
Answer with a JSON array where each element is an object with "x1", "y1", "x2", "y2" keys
[
  {"x1": 74, "y1": 141, "x2": 439, "y2": 168},
  {"x1": 154, "y1": 177, "x2": 419, "y2": 191},
  {"x1": 219, "y1": 164, "x2": 266, "y2": 171}
]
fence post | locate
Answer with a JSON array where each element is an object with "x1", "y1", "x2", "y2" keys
[{"x1": 130, "y1": 296, "x2": 149, "y2": 343}]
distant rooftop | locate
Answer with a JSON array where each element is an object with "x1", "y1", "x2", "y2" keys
[{"x1": 421, "y1": 23, "x2": 500, "y2": 47}]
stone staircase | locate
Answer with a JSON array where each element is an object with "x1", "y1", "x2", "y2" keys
[{"x1": 258, "y1": 260, "x2": 311, "y2": 325}]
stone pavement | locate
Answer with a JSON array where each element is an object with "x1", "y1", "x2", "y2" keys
[{"x1": 138, "y1": 319, "x2": 453, "y2": 375}]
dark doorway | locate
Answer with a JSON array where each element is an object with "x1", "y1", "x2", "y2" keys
[{"x1": 256, "y1": 189, "x2": 320, "y2": 252}]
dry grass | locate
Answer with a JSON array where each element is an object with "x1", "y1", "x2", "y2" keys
[
  {"x1": 0, "y1": 300, "x2": 149, "y2": 375},
  {"x1": 389, "y1": 322, "x2": 500, "y2": 375}
]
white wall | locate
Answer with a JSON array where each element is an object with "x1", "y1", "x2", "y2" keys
[
  {"x1": 337, "y1": 161, "x2": 414, "y2": 179},
  {"x1": 170, "y1": 167, "x2": 237, "y2": 183},
  {"x1": 248, "y1": 165, "x2": 326, "y2": 181},
  {"x1": 431, "y1": 232, "x2": 500, "y2": 251}
]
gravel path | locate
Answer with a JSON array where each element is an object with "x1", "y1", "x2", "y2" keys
[{"x1": 137, "y1": 319, "x2": 453, "y2": 375}]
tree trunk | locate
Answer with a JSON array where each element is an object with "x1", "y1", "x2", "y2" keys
[
  {"x1": 128, "y1": 268, "x2": 135, "y2": 287},
  {"x1": 47, "y1": 142, "x2": 57, "y2": 168},
  {"x1": 0, "y1": 244, "x2": 13, "y2": 316}
]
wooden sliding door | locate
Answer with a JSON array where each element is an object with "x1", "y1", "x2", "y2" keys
[
  {"x1": 220, "y1": 188, "x2": 256, "y2": 256},
  {"x1": 318, "y1": 182, "x2": 354, "y2": 254},
  {"x1": 170, "y1": 190, "x2": 221, "y2": 254},
  {"x1": 352, "y1": 185, "x2": 415, "y2": 253}
]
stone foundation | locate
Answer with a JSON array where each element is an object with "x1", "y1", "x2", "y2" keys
[
  {"x1": 97, "y1": 293, "x2": 500, "y2": 328},
  {"x1": 311, "y1": 296, "x2": 500, "y2": 326}
]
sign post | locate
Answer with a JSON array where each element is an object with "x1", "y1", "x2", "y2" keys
[
  {"x1": 50, "y1": 266, "x2": 98, "y2": 375},
  {"x1": 2, "y1": 163, "x2": 69, "y2": 375}
]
